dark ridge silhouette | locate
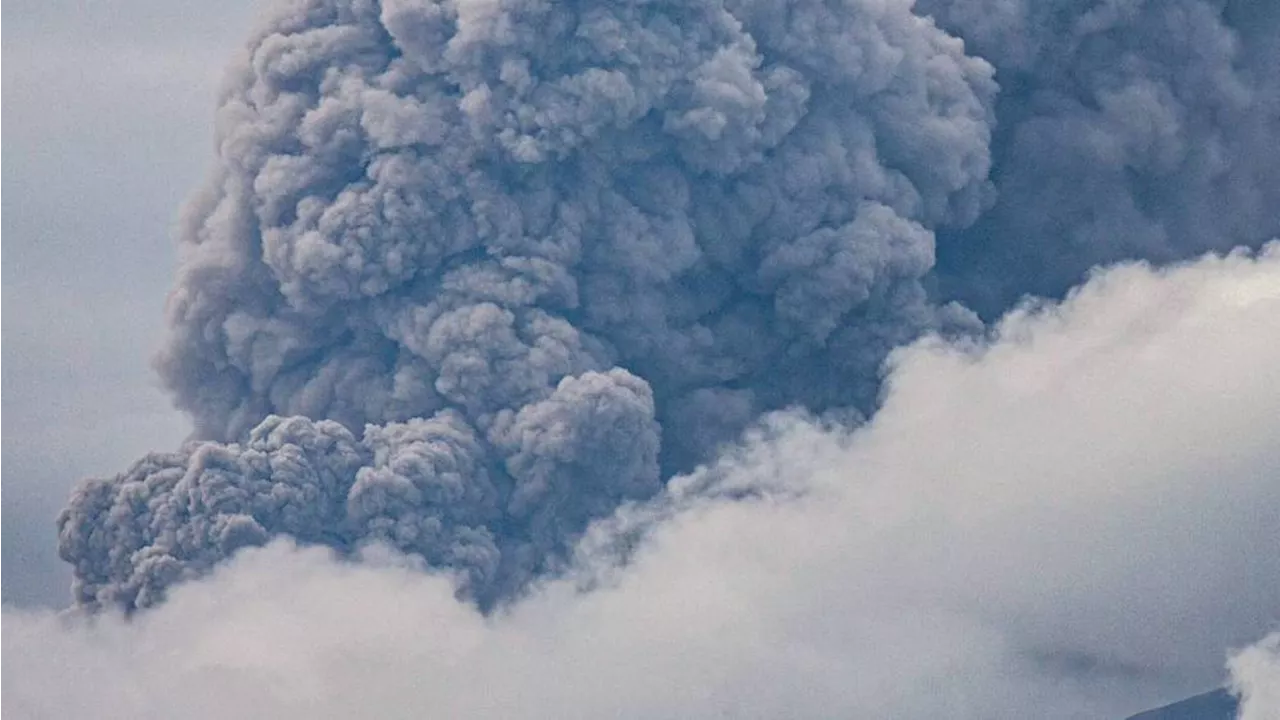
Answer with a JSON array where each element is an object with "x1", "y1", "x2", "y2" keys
[{"x1": 1127, "y1": 689, "x2": 1238, "y2": 720}]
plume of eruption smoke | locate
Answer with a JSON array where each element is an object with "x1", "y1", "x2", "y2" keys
[
  {"x1": 57, "y1": 0, "x2": 1280, "y2": 612},
  {"x1": 59, "y1": 0, "x2": 996, "y2": 610}
]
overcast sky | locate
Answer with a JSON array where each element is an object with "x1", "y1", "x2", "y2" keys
[{"x1": 2, "y1": 0, "x2": 261, "y2": 606}]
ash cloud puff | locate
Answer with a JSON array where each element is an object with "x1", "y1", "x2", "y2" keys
[
  {"x1": 60, "y1": 0, "x2": 995, "y2": 609},
  {"x1": 60, "y1": 370, "x2": 659, "y2": 609}
]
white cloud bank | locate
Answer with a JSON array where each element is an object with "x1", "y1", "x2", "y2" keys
[
  {"x1": 5, "y1": 244, "x2": 1279, "y2": 719},
  {"x1": 1232, "y1": 634, "x2": 1280, "y2": 720}
]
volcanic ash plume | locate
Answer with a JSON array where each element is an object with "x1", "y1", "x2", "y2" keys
[
  {"x1": 59, "y1": 0, "x2": 997, "y2": 610},
  {"x1": 57, "y1": 0, "x2": 1280, "y2": 611}
]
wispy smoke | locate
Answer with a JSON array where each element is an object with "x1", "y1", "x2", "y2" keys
[{"x1": 56, "y1": 0, "x2": 1280, "y2": 615}]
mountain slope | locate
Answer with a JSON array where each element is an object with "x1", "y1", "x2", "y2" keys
[{"x1": 1127, "y1": 689, "x2": 1238, "y2": 720}]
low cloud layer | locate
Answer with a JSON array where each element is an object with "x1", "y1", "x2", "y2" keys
[
  {"x1": 1232, "y1": 634, "x2": 1280, "y2": 720},
  {"x1": 9, "y1": 245, "x2": 1279, "y2": 719}
]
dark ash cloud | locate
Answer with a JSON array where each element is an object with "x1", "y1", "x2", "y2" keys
[
  {"x1": 54, "y1": 0, "x2": 1280, "y2": 631},
  {"x1": 59, "y1": 0, "x2": 998, "y2": 609},
  {"x1": 922, "y1": 0, "x2": 1280, "y2": 314}
]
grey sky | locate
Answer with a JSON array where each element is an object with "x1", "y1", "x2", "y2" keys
[{"x1": 2, "y1": 0, "x2": 260, "y2": 606}]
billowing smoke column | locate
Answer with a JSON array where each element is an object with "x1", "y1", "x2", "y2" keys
[
  {"x1": 58, "y1": 0, "x2": 993, "y2": 610},
  {"x1": 57, "y1": 0, "x2": 1280, "y2": 611}
]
